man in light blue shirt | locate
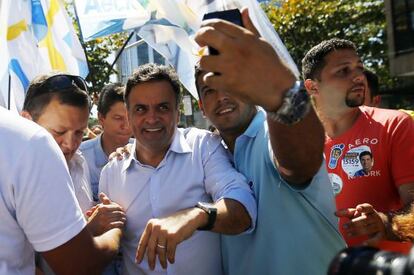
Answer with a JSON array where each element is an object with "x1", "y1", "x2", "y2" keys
[
  {"x1": 100, "y1": 64, "x2": 257, "y2": 275},
  {"x1": 194, "y1": 10, "x2": 345, "y2": 274},
  {"x1": 81, "y1": 84, "x2": 132, "y2": 201}
]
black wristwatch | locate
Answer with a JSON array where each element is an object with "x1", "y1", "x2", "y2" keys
[
  {"x1": 195, "y1": 202, "x2": 217, "y2": 231},
  {"x1": 267, "y1": 80, "x2": 311, "y2": 125}
]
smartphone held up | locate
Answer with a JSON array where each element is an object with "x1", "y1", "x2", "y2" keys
[{"x1": 202, "y1": 9, "x2": 244, "y2": 55}]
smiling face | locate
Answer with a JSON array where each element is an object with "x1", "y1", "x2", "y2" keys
[
  {"x1": 35, "y1": 98, "x2": 89, "y2": 162},
  {"x1": 309, "y1": 49, "x2": 366, "y2": 111},
  {"x1": 360, "y1": 154, "x2": 373, "y2": 173},
  {"x1": 127, "y1": 81, "x2": 179, "y2": 161},
  {"x1": 196, "y1": 71, "x2": 256, "y2": 138}
]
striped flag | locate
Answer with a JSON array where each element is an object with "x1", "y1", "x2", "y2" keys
[
  {"x1": 0, "y1": 0, "x2": 88, "y2": 113},
  {"x1": 74, "y1": 0, "x2": 298, "y2": 99}
]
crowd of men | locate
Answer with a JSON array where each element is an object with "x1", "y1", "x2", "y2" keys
[{"x1": 1, "y1": 8, "x2": 414, "y2": 275}]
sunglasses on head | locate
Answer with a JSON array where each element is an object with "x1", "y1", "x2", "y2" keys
[
  {"x1": 23, "y1": 74, "x2": 89, "y2": 111},
  {"x1": 39, "y1": 74, "x2": 88, "y2": 93}
]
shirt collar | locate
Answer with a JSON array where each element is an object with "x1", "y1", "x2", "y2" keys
[
  {"x1": 121, "y1": 129, "x2": 192, "y2": 172},
  {"x1": 94, "y1": 134, "x2": 108, "y2": 167},
  {"x1": 68, "y1": 150, "x2": 84, "y2": 171},
  {"x1": 241, "y1": 108, "x2": 266, "y2": 138},
  {"x1": 169, "y1": 128, "x2": 193, "y2": 154},
  {"x1": 122, "y1": 141, "x2": 137, "y2": 172}
]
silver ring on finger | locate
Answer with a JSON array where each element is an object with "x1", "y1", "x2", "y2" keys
[{"x1": 157, "y1": 244, "x2": 166, "y2": 250}]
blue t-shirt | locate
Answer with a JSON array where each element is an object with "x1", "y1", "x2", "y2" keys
[
  {"x1": 353, "y1": 169, "x2": 367, "y2": 177},
  {"x1": 221, "y1": 110, "x2": 345, "y2": 275}
]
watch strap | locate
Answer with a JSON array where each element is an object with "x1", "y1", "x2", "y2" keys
[{"x1": 195, "y1": 202, "x2": 217, "y2": 231}]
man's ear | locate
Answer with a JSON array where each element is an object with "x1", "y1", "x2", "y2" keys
[
  {"x1": 372, "y1": 95, "x2": 381, "y2": 107},
  {"x1": 198, "y1": 100, "x2": 206, "y2": 116},
  {"x1": 20, "y1": 110, "x2": 33, "y2": 121},
  {"x1": 98, "y1": 112, "x2": 104, "y2": 125},
  {"x1": 176, "y1": 109, "x2": 180, "y2": 123},
  {"x1": 304, "y1": 79, "x2": 318, "y2": 96}
]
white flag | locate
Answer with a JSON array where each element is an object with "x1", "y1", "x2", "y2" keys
[
  {"x1": 74, "y1": 0, "x2": 298, "y2": 99},
  {"x1": 0, "y1": 0, "x2": 88, "y2": 113}
]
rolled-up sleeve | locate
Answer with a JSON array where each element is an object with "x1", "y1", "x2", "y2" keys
[{"x1": 202, "y1": 137, "x2": 257, "y2": 233}]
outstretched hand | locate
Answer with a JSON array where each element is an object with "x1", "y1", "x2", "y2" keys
[
  {"x1": 135, "y1": 207, "x2": 207, "y2": 270},
  {"x1": 336, "y1": 203, "x2": 387, "y2": 246}
]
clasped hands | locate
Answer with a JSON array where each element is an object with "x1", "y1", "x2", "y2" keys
[{"x1": 86, "y1": 192, "x2": 126, "y2": 236}]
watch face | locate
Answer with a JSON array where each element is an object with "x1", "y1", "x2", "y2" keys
[{"x1": 269, "y1": 81, "x2": 311, "y2": 125}]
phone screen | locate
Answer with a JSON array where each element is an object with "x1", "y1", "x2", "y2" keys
[{"x1": 202, "y1": 9, "x2": 243, "y2": 26}]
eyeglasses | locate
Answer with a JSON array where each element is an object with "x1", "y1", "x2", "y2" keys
[{"x1": 38, "y1": 74, "x2": 88, "y2": 93}]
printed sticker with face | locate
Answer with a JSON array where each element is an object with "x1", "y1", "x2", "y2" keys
[
  {"x1": 342, "y1": 145, "x2": 373, "y2": 178},
  {"x1": 353, "y1": 150, "x2": 374, "y2": 178}
]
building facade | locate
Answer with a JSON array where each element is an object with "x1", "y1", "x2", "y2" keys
[{"x1": 385, "y1": 0, "x2": 414, "y2": 76}]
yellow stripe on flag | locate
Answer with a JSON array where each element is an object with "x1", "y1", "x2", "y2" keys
[
  {"x1": 7, "y1": 20, "x2": 28, "y2": 41},
  {"x1": 38, "y1": 0, "x2": 66, "y2": 71},
  {"x1": 46, "y1": 0, "x2": 60, "y2": 26}
]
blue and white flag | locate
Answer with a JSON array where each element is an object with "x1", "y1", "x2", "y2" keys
[
  {"x1": 0, "y1": 0, "x2": 88, "y2": 113},
  {"x1": 74, "y1": 0, "x2": 298, "y2": 99}
]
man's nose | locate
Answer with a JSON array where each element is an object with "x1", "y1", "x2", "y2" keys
[
  {"x1": 121, "y1": 118, "x2": 131, "y2": 131},
  {"x1": 145, "y1": 109, "x2": 160, "y2": 124},
  {"x1": 61, "y1": 134, "x2": 78, "y2": 153},
  {"x1": 353, "y1": 70, "x2": 365, "y2": 84},
  {"x1": 216, "y1": 90, "x2": 230, "y2": 103}
]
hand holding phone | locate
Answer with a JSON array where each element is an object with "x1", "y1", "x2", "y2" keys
[{"x1": 202, "y1": 9, "x2": 243, "y2": 55}]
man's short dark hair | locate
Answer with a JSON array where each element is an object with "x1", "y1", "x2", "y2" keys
[
  {"x1": 97, "y1": 83, "x2": 125, "y2": 116},
  {"x1": 302, "y1": 39, "x2": 357, "y2": 80},
  {"x1": 125, "y1": 63, "x2": 181, "y2": 107},
  {"x1": 23, "y1": 73, "x2": 90, "y2": 121},
  {"x1": 359, "y1": 151, "x2": 372, "y2": 161},
  {"x1": 364, "y1": 70, "x2": 379, "y2": 97}
]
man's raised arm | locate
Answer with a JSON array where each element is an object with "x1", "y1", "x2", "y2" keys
[{"x1": 195, "y1": 8, "x2": 324, "y2": 186}]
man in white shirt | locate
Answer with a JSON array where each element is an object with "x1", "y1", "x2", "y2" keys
[
  {"x1": 21, "y1": 73, "x2": 126, "y2": 233},
  {"x1": 100, "y1": 64, "x2": 257, "y2": 275},
  {"x1": 0, "y1": 107, "x2": 121, "y2": 274}
]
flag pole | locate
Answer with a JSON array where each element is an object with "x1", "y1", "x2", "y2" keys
[
  {"x1": 103, "y1": 31, "x2": 135, "y2": 84},
  {"x1": 72, "y1": 0, "x2": 85, "y2": 44},
  {"x1": 71, "y1": 0, "x2": 91, "y2": 78}
]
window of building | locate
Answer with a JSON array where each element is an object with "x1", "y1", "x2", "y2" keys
[
  {"x1": 137, "y1": 43, "x2": 149, "y2": 65},
  {"x1": 392, "y1": 0, "x2": 414, "y2": 54},
  {"x1": 153, "y1": 50, "x2": 165, "y2": 65}
]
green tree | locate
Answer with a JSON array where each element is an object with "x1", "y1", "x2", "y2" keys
[
  {"x1": 64, "y1": 1, "x2": 127, "y2": 95},
  {"x1": 82, "y1": 33, "x2": 128, "y2": 94},
  {"x1": 264, "y1": 0, "x2": 393, "y2": 88}
]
